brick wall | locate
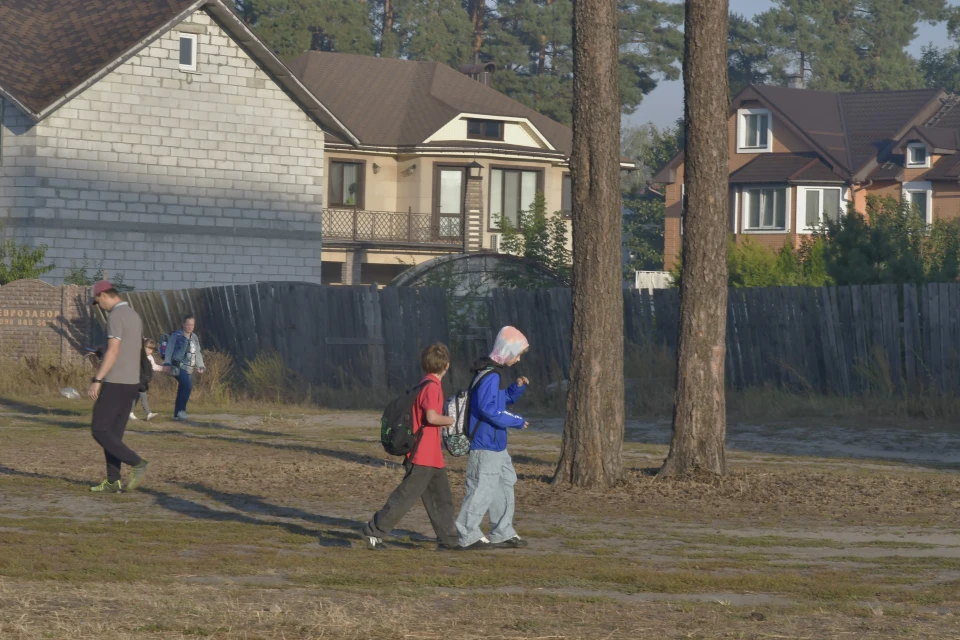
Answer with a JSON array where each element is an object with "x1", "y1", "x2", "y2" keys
[
  {"x1": 0, "y1": 8, "x2": 324, "y2": 290},
  {"x1": 0, "y1": 279, "x2": 92, "y2": 366}
]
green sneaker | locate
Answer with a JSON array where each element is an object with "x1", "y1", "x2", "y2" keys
[
  {"x1": 90, "y1": 479, "x2": 123, "y2": 493},
  {"x1": 126, "y1": 460, "x2": 151, "y2": 491}
]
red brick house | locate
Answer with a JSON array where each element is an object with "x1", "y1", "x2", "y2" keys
[{"x1": 653, "y1": 85, "x2": 960, "y2": 270}]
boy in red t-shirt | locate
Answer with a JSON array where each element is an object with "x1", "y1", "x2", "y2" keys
[{"x1": 362, "y1": 344, "x2": 459, "y2": 550}]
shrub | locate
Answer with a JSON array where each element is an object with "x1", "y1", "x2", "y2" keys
[{"x1": 241, "y1": 352, "x2": 299, "y2": 403}]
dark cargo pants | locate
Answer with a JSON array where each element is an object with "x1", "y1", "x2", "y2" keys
[{"x1": 363, "y1": 459, "x2": 458, "y2": 546}]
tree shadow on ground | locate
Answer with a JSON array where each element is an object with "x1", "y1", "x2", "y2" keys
[
  {"x1": 510, "y1": 453, "x2": 554, "y2": 466},
  {"x1": 141, "y1": 488, "x2": 356, "y2": 549},
  {"x1": 180, "y1": 482, "x2": 432, "y2": 545},
  {"x1": 5, "y1": 413, "x2": 87, "y2": 430},
  {"x1": 130, "y1": 427, "x2": 401, "y2": 470},
  {"x1": 171, "y1": 417, "x2": 294, "y2": 439},
  {"x1": 0, "y1": 464, "x2": 90, "y2": 487},
  {"x1": 0, "y1": 397, "x2": 84, "y2": 416}
]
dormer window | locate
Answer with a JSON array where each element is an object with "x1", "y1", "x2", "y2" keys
[
  {"x1": 906, "y1": 142, "x2": 930, "y2": 168},
  {"x1": 737, "y1": 108, "x2": 772, "y2": 153},
  {"x1": 467, "y1": 119, "x2": 504, "y2": 141}
]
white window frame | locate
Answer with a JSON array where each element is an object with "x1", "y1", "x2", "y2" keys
[
  {"x1": 178, "y1": 34, "x2": 198, "y2": 72},
  {"x1": 731, "y1": 188, "x2": 739, "y2": 234},
  {"x1": 902, "y1": 181, "x2": 933, "y2": 226},
  {"x1": 796, "y1": 186, "x2": 847, "y2": 234},
  {"x1": 737, "y1": 108, "x2": 773, "y2": 154},
  {"x1": 741, "y1": 185, "x2": 791, "y2": 233},
  {"x1": 905, "y1": 142, "x2": 930, "y2": 169}
]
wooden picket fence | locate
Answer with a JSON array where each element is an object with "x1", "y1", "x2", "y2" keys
[
  {"x1": 93, "y1": 281, "x2": 960, "y2": 395},
  {"x1": 98, "y1": 283, "x2": 449, "y2": 391},
  {"x1": 480, "y1": 284, "x2": 960, "y2": 394}
]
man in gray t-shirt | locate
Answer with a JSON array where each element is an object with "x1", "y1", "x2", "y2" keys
[
  {"x1": 103, "y1": 301, "x2": 142, "y2": 384},
  {"x1": 88, "y1": 281, "x2": 151, "y2": 493}
]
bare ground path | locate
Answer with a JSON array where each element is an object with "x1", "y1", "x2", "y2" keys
[{"x1": 0, "y1": 400, "x2": 959, "y2": 638}]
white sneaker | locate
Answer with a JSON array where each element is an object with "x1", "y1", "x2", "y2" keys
[
  {"x1": 129, "y1": 413, "x2": 138, "y2": 420},
  {"x1": 175, "y1": 411, "x2": 188, "y2": 421},
  {"x1": 146, "y1": 413, "x2": 158, "y2": 421},
  {"x1": 366, "y1": 536, "x2": 387, "y2": 550}
]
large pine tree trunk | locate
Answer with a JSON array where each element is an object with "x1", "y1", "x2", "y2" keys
[
  {"x1": 659, "y1": 0, "x2": 730, "y2": 478},
  {"x1": 470, "y1": 0, "x2": 487, "y2": 64},
  {"x1": 380, "y1": 0, "x2": 394, "y2": 56},
  {"x1": 552, "y1": 0, "x2": 624, "y2": 489}
]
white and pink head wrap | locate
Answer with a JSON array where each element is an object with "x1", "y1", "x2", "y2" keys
[{"x1": 489, "y1": 326, "x2": 529, "y2": 365}]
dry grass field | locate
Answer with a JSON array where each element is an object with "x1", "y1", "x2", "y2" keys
[{"x1": 0, "y1": 387, "x2": 959, "y2": 640}]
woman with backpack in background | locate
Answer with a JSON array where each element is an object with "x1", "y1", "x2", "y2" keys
[{"x1": 163, "y1": 316, "x2": 205, "y2": 421}]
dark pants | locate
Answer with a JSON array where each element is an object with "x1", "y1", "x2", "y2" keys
[
  {"x1": 91, "y1": 382, "x2": 142, "y2": 482},
  {"x1": 174, "y1": 369, "x2": 193, "y2": 415},
  {"x1": 363, "y1": 460, "x2": 458, "y2": 546}
]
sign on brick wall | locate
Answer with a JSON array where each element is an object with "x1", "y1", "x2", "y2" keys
[{"x1": 0, "y1": 280, "x2": 93, "y2": 366}]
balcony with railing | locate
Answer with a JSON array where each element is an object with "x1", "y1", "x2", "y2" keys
[{"x1": 322, "y1": 208, "x2": 465, "y2": 250}]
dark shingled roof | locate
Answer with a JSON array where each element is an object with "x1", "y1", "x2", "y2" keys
[
  {"x1": 749, "y1": 86, "x2": 942, "y2": 174},
  {"x1": 838, "y1": 89, "x2": 942, "y2": 172},
  {"x1": 911, "y1": 126, "x2": 960, "y2": 151},
  {"x1": 751, "y1": 85, "x2": 850, "y2": 170},
  {"x1": 287, "y1": 51, "x2": 574, "y2": 155},
  {"x1": 729, "y1": 154, "x2": 844, "y2": 184},
  {"x1": 868, "y1": 155, "x2": 905, "y2": 181},
  {"x1": 652, "y1": 85, "x2": 946, "y2": 184},
  {"x1": 0, "y1": 0, "x2": 199, "y2": 116},
  {"x1": 924, "y1": 154, "x2": 960, "y2": 180}
]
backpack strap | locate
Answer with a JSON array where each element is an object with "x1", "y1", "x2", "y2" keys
[{"x1": 466, "y1": 368, "x2": 496, "y2": 441}]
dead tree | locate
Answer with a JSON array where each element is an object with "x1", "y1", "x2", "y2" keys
[
  {"x1": 552, "y1": 0, "x2": 624, "y2": 488},
  {"x1": 659, "y1": 0, "x2": 730, "y2": 478}
]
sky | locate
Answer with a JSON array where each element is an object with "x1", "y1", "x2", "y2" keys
[{"x1": 625, "y1": 0, "x2": 955, "y2": 130}]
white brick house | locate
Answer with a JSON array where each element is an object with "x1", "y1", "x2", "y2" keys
[{"x1": 0, "y1": 0, "x2": 356, "y2": 290}]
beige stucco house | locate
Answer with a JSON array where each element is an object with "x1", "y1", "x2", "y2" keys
[{"x1": 288, "y1": 52, "x2": 633, "y2": 285}]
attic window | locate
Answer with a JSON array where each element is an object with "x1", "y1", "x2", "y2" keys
[
  {"x1": 467, "y1": 119, "x2": 504, "y2": 141},
  {"x1": 906, "y1": 142, "x2": 929, "y2": 168},
  {"x1": 179, "y1": 34, "x2": 197, "y2": 72},
  {"x1": 737, "y1": 108, "x2": 772, "y2": 153}
]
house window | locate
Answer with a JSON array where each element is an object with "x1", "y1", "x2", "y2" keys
[
  {"x1": 798, "y1": 186, "x2": 843, "y2": 232},
  {"x1": 467, "y1": 119, "x2": 504, "y2": 141},
  {"x1": 179, "y1": 34, "x2": 197, "y2": 72},
  {"x1": 737, "y1": 108, "x2": 772, "y2": 153},
  {"x1": 903, "y1": 181, "x2": 933, "y2": 225},
  {"x1": 435, "y1": 166, "x2": 465, "y2": 237},
  {"x1": 743, "y1": 186, "x2": 788, "y2": 231},
  {"x1": 489, "y1": 168, "x2": 540, "y2": 229},
  {"x1": 906, "y1": 142, "x2": 930, "y2": 168},
  {"x1": 329, "y1": 160, "x2": 364, "y2": 207},
  {"x1": 561, "y1": 173, "x2": 572, "y2": 217}
]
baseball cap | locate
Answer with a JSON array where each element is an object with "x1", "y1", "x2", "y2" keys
[{"x1": 90, "y1": 280, "x2": 114, "y2": 305}]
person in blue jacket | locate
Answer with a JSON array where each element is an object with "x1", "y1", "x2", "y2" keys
[{"x1": 456, "y1": 326, "x2": 530, "y2": 550}]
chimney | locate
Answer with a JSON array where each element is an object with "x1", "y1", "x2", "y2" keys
[
  {"x1": 459, "y1": 62, "x2": 496, "y2": 87},
  {"x1": 788, "y1": 73, "x2": 805, "y2": 90}
]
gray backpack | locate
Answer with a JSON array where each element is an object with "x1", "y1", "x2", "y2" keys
[{"x1": 442, "y1": 368, "x2": 494, "y2": 457}]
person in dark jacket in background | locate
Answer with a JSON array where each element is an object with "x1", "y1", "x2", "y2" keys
[
  {"x1": 455, "y1": 326, "x2": 530, "y2": 550},
  {"x1": 130, "y1": 338, "x2": 162, "y2": 421}
]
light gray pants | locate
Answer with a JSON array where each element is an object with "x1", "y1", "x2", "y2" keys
[
  {"x1": 456, "y1": 449, "x2": 518, "y2": 545},
  {"x1": 132, "y1": 392, "x2": 150, "y2": 415}
]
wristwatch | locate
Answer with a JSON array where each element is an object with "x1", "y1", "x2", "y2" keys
[{"x1": 91, "y1": 377, "x2": 103, "y2": 384}]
